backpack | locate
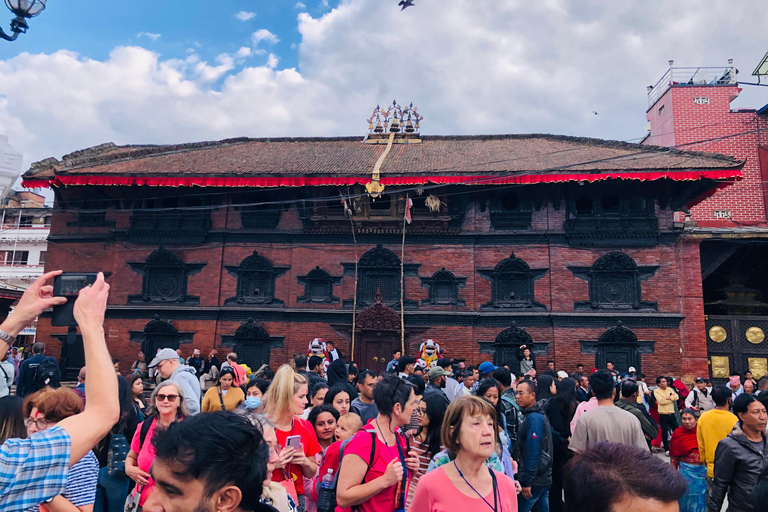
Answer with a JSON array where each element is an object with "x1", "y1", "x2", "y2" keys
[
  {"x1": 500, "y1": 390, "x2": 522, "y2": 450},
  {"x1": 34, "y1": 358, "x2": 60, "y2": 389}
]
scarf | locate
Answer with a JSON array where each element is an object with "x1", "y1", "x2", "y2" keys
[{"x1": 669, "y1": 425, "x2": 698, "y2": 458}]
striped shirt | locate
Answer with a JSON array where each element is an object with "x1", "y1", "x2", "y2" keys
[
  {"x1": 0, "y1": 427, "x2": 71, "y2": 512},
  {"x1": 63, "y1": 451, "x2": 99, "y2": 506},
  {"x1": 405, "y1": 432, "x2": 441, "y2": 512}
]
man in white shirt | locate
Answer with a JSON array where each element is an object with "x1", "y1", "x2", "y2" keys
[{"x1": 685, "y1": 377, "x2": 714, "y2": 413}]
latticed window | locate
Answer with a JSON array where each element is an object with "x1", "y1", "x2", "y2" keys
[
  {"x1": 225, "y1": 251, "x2": 289, "y2": 305},
  {"x1": 421, "y1": 268, "x2": 466, "y2": 306},
  {"x1": 570, "y1": 252, "x2": 658, "y2": 311},
  {"x1": 478, "y1": 253, "x2": 547, "y2": 310},
  {"x1": 128, "y1": 247, "x2": 205, "y2": 304},
  {"x1": 298, "y1": 266, "x2": 340, "y2": 304}
]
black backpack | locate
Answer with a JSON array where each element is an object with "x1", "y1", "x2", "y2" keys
[{"x1": 34, "y1": 358, "x2": 60, "y2": 389}]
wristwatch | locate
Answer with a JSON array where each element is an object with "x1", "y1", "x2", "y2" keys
[{"x1": 0, "y1": 329, "x2": 16, "y2": 344}]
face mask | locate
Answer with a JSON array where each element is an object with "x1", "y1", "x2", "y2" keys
[{"x1": 245, "y1": 396, "x2": 262, "y2": 410}]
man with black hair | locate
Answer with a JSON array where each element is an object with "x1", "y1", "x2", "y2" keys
[
  {"x1": 615, "y1": 379, "x2": 658, "y2": 444},
  {"x1": 16, "y1": 341, "x2": 60, "y2": 397},
  {"x1": 575, "y1": 363, "x2": 584, "y2": 375},
  {"x1": 757, "y1": 375, "x2": 768, "y2": 395},
  {"x1": 514, "y1": 379, "x2": 553, "y2": 511},
  {"x1": 386, "y1": 349, "x2": 401, "y2": 373},
  {"x1": 653, "y1": 376, "x2": 679, "y2": 454},
  {"x1": 710, "y1": 393, "x2": 768, "y2": 512},
  {"x1": 685, "y1": 376, "x2": 714, "y2": 413},
  {"x1": 294, "y1": 355, "x2": 308, "y2": 375},
  {"x1": 542, "y1": 360, "x2": 557, "y2": 378},
  {"x1": 325, "y1": 340, "x2": 341, "y2": 362},
  {"x1": 697, "y1": 384, "x2": 738, "y2": 495},
  {"x1": 144, "y1": 411, "x2": 276, "y2": 512},
  {"x1": 605, "y1": 361, "x2": 619, "y2": 383},
  {"x1": 307, "y1": 355, "x2": 326, "y2": 393},
  {"x1": 563, "y1": 442, "x2": 687, "y2": 512},
  {"x1": 350, "y1": 370, "x2": 378, "y2": 423},
  {"x1": 493, "y1": 367, "x2": 521, "y2": 454},
  {"x1": 570, "y1": 370, "x2": 647, "y2": 453},
  {"x1": 397, "y1": 355, "x2": 416, "y2": 379}
]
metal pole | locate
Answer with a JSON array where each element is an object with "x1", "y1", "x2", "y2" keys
[{"x1": 400, "y1": 215, "x2": 406, "y2": 354}]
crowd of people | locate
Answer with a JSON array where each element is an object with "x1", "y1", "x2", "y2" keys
[{"x1": 0, "y1": 272, "x2": 767, "y2": 512}]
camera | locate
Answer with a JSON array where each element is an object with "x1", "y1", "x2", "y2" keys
[{"x1": 51, "y1": 273, "x2": 100, "y2": 327}]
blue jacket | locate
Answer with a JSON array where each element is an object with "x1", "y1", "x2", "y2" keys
[
  {"x1": 16, "y1": 354, "x2": 60, "y2": 398},
  {"x1": 513, "y1": 400, "x2": 553, "y2": 488}
]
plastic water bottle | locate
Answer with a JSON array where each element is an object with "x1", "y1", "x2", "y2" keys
[{"x1": 317, "y1": 469, "x2": 335, "y2": 511}]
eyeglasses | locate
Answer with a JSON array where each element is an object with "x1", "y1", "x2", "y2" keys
[
  {"x1": 24, "y1": 417, "x2": 51, "y2": 430},
  {"x1": 156, "y1": 394, "x2": 179, "y2": 402}
]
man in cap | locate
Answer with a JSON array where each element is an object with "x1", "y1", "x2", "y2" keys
[
  {"x1": 556, "y1": 370, "x2": 569, "y2": 381},
  {"x1": 186, "y1": 348, "x2": 206, "y2": 379},
  {"x1": 423, "y1": 366, "x2": 450, "y2": 405},
  {"x1": 478, "y1": 361, "x2": 497, "y2": 380},
  {"x1": 436, "y1": 358, "x2": 461, "y2": 402},
  {"x1": 685, "y1": 376, "x2": 715, "y2": 414},
  {"x1": 148, "y1": 348, "x2": 201, "y2": 415}
]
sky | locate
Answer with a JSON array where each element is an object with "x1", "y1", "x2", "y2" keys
[{"x1": 1, "y1": 0, "x2": 767, "y2": 173}]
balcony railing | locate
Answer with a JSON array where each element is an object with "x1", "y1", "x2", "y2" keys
[{"x1": 647, "y1": 65, "x2": 736, "y2": 109}]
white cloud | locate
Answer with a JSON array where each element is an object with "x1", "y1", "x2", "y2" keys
[
  {"x1": 251, "y1": 29, "x2": 280, "y2": 47},
  {"x1": 319, "y1": 0, "x2": 329, "y2": 9},
  {"x1": 235, "y1": 11, "x2": 256, "y2": 22},
  {"x1": 236, "y1": 47, "x2": 253, "y2": 58},
  {"x1": 2, "y1": 0, "x2": 767, "y2": 168},
  {"x1": 295, "y1": 2, "x2": 306, "y2": 9},
  {"x1": 137, "y1": 32, "x2": 161, "y2": 41}
]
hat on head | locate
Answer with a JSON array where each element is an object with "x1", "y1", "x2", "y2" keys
[
  {"x1": 695, "y1": 377, "x2": 706, "y2": 383},
  {"x1": 478, "y1": 361, "x2": 497, "y2": 374},
  {"x1": 148, "y1": 348, "x2": 179, "y2": 368},
  {"x1": 557, "y1": 370, "x2": 569, "y2": 379},
  {"x1": 193, "y1": 348, "x2": 200, "y2": 355},
  {"x1": 729, "y1": 375, "x2": 741, "y2": 387},
  {"x1": 428, "y1": 366, "x2": 449, "y2": 380},
  {"x1": 628, "y1": 366, "x2": 636, "y2": 373}
]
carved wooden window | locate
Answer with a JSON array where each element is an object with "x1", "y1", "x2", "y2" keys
[
  {"x1": 420, "y1": 268, "x2": 466, "y2": 306},
  {"x1": 493, "y1": 323, "x2": 534, "y2": 367},
  {"x1": 489, "y1": 192, "x2": 533, "y2": 229},
  {"x1": 236, "y1": 190, "x2": 282, "y2": 229},
  {"x1": 141, "y1": 316, "x2": 181, "y2": 357},
  {"x1": 478, "y1": 252, "x2": 547, "y2": 310},
  {"x1": 298, "y1": 266, "x2": 341, "y2": 304},
  {"x1": 128, "y1": 247, "x2": 205, "y2": 304},
  {"x1": 225, "y1": 251, "x2": 289, "y2": 305},
  {"x1": 341, "y1": 244, "x2": 420, "y2": 308},
  {"x1": 232, "y1": 319, "x2": 273, "y2": 369},
  {"x1": 570, "y1": 252, "x2": 658, "y2": 311}
]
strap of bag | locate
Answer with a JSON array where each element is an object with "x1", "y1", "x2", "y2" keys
[
  {"x1": 489, "y1": 467, "x2": 498, "y2": 512},
  {"x1": 217, "y1": 386, "x2": 226, "y2": 411},
  {"x1": 0, "y1": 363, "x2": 8, "y2": 381},
  {"x1": 138, "y1": 417, "x2": 153, "y2": 452}
]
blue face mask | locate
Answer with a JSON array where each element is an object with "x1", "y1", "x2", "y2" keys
[{"x1": 245, "y1": 396, "x2": 261, "y2": 410}]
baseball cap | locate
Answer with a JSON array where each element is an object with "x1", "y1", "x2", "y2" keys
[
  {"x1": 557, "y1": 370, "x2": 569, "y2": 379},
  {"x1": 478, "y1": 361, "x2": 498, "y2": 374},
  {"x1": 428, "y1": 366, "x2": 449, "y2": 379},
  {"x1": 148, "y1": 348, "x2": 179, "y2": 368},
  {"x1": 695, "y1": 377, "x2": 706, "y2": 383},
  {"x1": 628, "y1": 366, "x2": 636, "y2": 373}
]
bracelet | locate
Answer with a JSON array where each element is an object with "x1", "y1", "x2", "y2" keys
[{"x1": 0, "y1": 329, "x2": 16, "y2": 345}]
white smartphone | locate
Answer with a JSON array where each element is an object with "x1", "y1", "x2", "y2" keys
[{"x1": 286, "y1": 435, "x2": 302, "y2": 451}]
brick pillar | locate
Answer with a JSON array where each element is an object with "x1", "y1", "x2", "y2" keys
[{"x1": 679, "y1": 239, "x2": 708, "y2": 376}]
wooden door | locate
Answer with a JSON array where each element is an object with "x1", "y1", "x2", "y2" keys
[
  {"x1": 360, "y1": 334, "x2": 398, "y2": 374},
  {"x1": 597, "y1": 345, "x2": 638, "y2": 374}
]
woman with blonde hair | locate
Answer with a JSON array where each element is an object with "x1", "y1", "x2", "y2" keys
[
  {"x1": 125, "y1": 380, "x2": 189, "y2": 509},
  {"x1": 263, "y1": 364, "x2": 321, "y2": 512}
]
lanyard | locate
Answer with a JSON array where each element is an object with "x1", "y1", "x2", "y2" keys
[{"x1": 454, "y1": 461, "x2": 499, "y2": 512}]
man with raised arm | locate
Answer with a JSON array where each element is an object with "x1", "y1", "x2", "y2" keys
[{"x1": 0, "y1": 271, "x2": 120, "y2": 512}]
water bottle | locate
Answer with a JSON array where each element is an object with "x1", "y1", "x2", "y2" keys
[{"x1": 317, "y1": 469, "x2": 336, "y2": 511}]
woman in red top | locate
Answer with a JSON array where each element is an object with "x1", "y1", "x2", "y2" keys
[
  {"x1": 336, "y1": 375, "x2": 421, "y2": 512},
  {"x1": 263, "y1": 364, "x2": 321, "y2": 512}
]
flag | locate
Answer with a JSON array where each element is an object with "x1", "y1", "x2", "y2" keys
[{"x1": 404, "y1": 196, "x2": 413, "y2": 224}]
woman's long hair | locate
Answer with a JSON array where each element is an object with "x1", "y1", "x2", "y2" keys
[
  {"x1": 0, "y1": 396, "x2": 25, "y2": 444},
  {"x1": 146, "y1": 380, "x2": 190, "y2": 419},
  {"x1": 537, "y1": 375, "x2": 556, "y2": 400},
  {"x1": 474, "y1": 378, "x2": 504, "y2": 427},
  {"x1": 417, "y1": 394, "x2": 448, "y2": 458},
  {"x1": 554, "y1": 377, "x2": 579, "y2": 426},
  {"x1": 262, "y1": 364, "x2": 308, "y2": 423}
]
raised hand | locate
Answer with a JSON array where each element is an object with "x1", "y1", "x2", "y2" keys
[
  {"x1": 73, "y1": 272, "x2": 109, "y2": 332},
  {"x1": 3, "y1": 270, "x2": 67, "y2": 335}
]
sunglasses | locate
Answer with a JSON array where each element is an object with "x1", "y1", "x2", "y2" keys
[{"x1": 156, "y1": 394, "x2": 179, "y2": 402}]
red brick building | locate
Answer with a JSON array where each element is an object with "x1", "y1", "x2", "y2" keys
[
  {"x1": 23, "y1": 119, "x2": 743, "y2": 380},
  {"x1": 645, "y1": 60, "x2": 768, "y2": 381}
]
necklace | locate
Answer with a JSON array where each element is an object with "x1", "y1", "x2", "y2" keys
[
  {"x1": 453, "y1": 461, "x2": 498, "y2": 512},
  {"x1": 374, "y1": 418, "x2": 398, "y2": 458}
]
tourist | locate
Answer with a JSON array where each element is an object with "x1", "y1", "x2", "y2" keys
[
  {"x1": 516, "y1": 344, "x2": 535, "y2": 376},
  {"x1": 635, "y1": 372, "x2": 651, "y2": 409},
  {"x1": 72, "y1": 366, "x2": 86, "y2": 405},
  {"x1": 301, "y1": 382, "x2": 328, "y2": 419},
  {"x1": 653, "y1": 376, "x2": 679, "y2": 454},
  {"x1": 144, "y1": 411, "x2": 276, "y2": 512},
  {"x1": 185, "y1": 348, "x2": 206, "y2": 379},
  {"x1": 574, "y1": 375, "x2": 589, "y2": 403},
  {"x1": 327, "y1": 358, "x2": 357, "y2": 400},
  {"x1": 200, "y1": 348, "x2": 221, "y2": 388},
  {"x1": 533, "y1": 374, "x2": 570, "y2": 512},
  {"x1": 125, "y1": 381, "x2": 189, "y2": 509},
  {"x1": 397, "y1": 355, "x2": 417, "y2": 379},
  {"x1": 16, "y1": 342, "x2": 60, "y2": 397},
  {"x1": 514, "y1": 379, "x2": 553, "y2": 511},
  {"x1": 478, "y1": 361, "x2": 497, "y2": 381},
  {"x1": 308, "y1": 404, "x2": 339, "y2": 453},
  {"x1": 336, "y1": 412, "x2": 363, "y2": 442},
  {"x1": 262, "y1": 364, "x2": 320, "y2": 511},
  {"x1": 387, "y1": 349, "x2": 401, "y2": 373},
  {"x1": 351, "y1": 370, "x2": 379, "y2": 424},
  {"x1": 202, "y1": 366, "x2": 246, "y2": 412},
  {"x1": 0, "y1": 271, "x2": 120, "y2": 512},
  {"x1": 310, "y1": 412, "x2": 364, "y2": 509},
  {"x1": 401, "y1": 374, "x2": 426, "y2": 435},
  {"x1": 244, "y1": 377, "x2": 269, "y2": 412},
  {"x1": 127, "y1": 373, "x2": 147, "y2": 421},
  {"x1": 130, "y1": 351, "x2": 148, "y2": 379},
  {"x1": 494, "y1": 367, "x2": 521, "y2": 454},
  {"x1": 696, "y1": 384, "x2": 737, "y2": 497},
  {"x1": 614, "y1": 379, "x2": 659, "y2": 444},
  {"x1": 410, "y1": 396, "x2": 519, "y2": 512},
  {"x1": 437, "y1": 358, "x2": 461, "y2": 402},
  {"x1": 669, "y1": 409, "x2": 706, "y2": 512},
  {"x1": 570, "y1": 370, "x2": 647, "y2": 453},
  {"x1": 405, "y1": 394, "x2": 448, "y2": 511},
  {"x1": 324, "y1": 384, "x2": 351, "y2": 415},
  {"x1": 0, "y1": 396, "x2": 24, "y2": 444},
  {"x1": 336, "y1": 375, "x2": 420, "y2": 512},
  {"x1": 10, "y1": 347, "x2": 21, "y2": 383},
  {"x1": 709, "y1": 393, "x2": 768, "y2": 512},
  {"x1": 223, "y1": 352, "x2": 247, "y2": 387},
  {"x1": 685, "y1": 377, "x2": 714, "y2": 414},
  {"x1": 307, "y1": 356, "x2": 327, "y2": 391},
  {"x1": 0, "y1": 351, "x2": 14, "y2": 398},
  {"x1": 24, "y1": 387, "x2": 99, "y2": 512},
  {"x1": 424, "y1": 366, "x2": 451, "y2": 405},
  {"x1": 563, "y1": 442, "x2": 687, "y2": 512},
  {"x1": 147, "y1": 347, "x2": 201, "y2": 415},
  {"x1": 248, "y1": 413, "x2": 298, "y2": 512},
  {"x1": 326, "y1": 340, "x2": 341, "y2": 362},
  {"x1": 459, "y1": 370, "x2": 476, "y2": 397},
  {"x1": 347, "y1": 365, "x2": 359, "y2": 387}
]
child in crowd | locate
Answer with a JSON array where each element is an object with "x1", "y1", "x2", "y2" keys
[{"x1": 311, "y1": 413, "x2": 364, "y2": 507}]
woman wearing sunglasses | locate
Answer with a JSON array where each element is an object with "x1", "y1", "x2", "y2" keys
[{"x1": 125, "y1": 381, "x2": 189, "y2": 508}]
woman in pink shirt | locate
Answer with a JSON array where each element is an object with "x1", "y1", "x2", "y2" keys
[{"x1": 410, "y1": 396, "x2": 519, "y2": 512}]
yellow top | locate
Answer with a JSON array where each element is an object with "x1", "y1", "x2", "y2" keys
[
  {"x1": 202, "y1": 385, "x2": 245, "y2": 413},
  {"x1": 653, "y1": 387, "x2": 679, "y2": 415},
  {"x1": 697, "y1": 408, "x2": 738, "y2": 478}
]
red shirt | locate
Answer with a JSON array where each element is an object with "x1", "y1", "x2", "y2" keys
[
  {"x1": 342, "y1": 421, "x2": 408, "y2": 512},
  {"x1": 272, "y1": 417, "x2": 322, "y2": 495}
]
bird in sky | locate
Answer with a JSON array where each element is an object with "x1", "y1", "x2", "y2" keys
[
  {"x1": 399, "y1": 0, "x2": 415, "y2": 10},
  {"x1": 592, "y1": 111, "x2": 599, "y2": 115}
]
